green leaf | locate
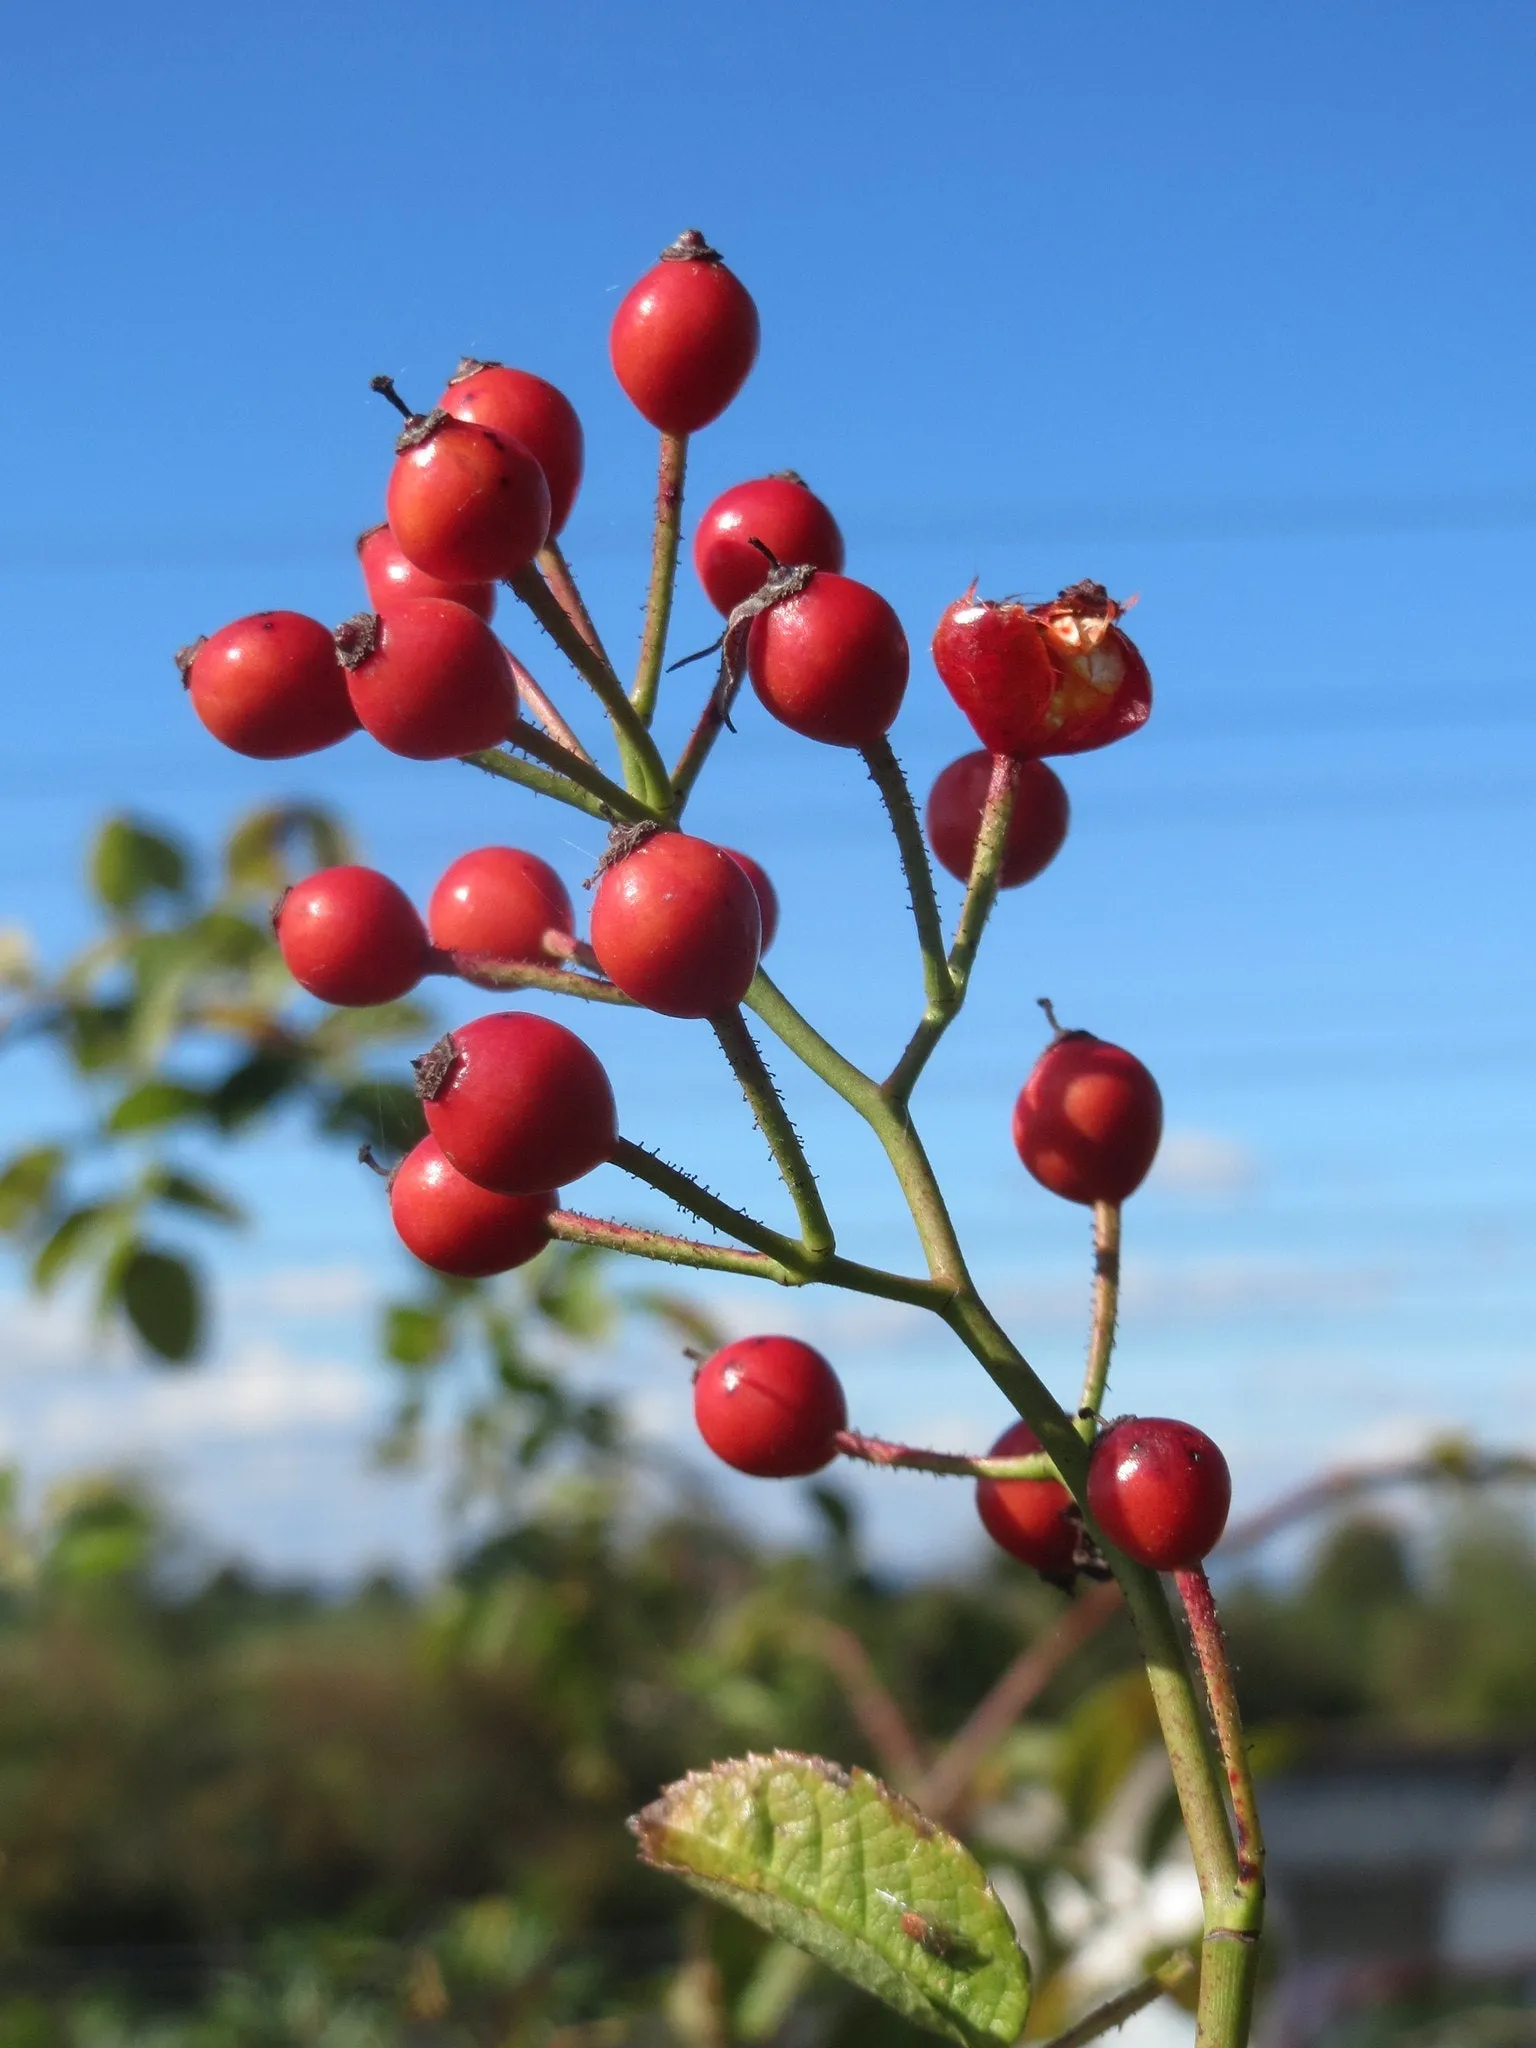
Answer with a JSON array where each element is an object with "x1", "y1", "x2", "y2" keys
[
  {"x1": 107, "y1": 1081, "x2": 207, "y2": 1133},
  {"x1": 629, "y1": 1287, "x2": 725, "y2": 1352},
  {"x1": 115, "y1": 1245, "x2": 202, "y2": 1362},
  {"x1": 224, "y1": 804, "x2": 353, "y2": 899},
  {"x1": 33, "y1": 1203, "x2": 116, "y2": 1290},
  {"x1": 209, "y1": 1050, "x2": 306, "y2": 1129},
  {"x1": 66, "y1": 1001, "x2": 132, "y2": 1071},
  {"x1": 631, "y1": 1753, "x2": 1030, "y2": 2048},
  {"x1": 0, "y1": 1146, "x2": 67, "y2": 1231},
  {"x1": 534, "y1": 1245, "x2": 614, "y2": 1340},
  {"x1": 146, "y1": 1168, "x2": 245, "y2": 1226},
  {"x1": 384, "y1": 1302, "x2": 451, "y2": 1368},
  {"x1": 320, "y1": 1080, "x2": 428, "y2": 1154},
  {"x1": 90, "y1": 818, "x2": 189, "y2": 917}
]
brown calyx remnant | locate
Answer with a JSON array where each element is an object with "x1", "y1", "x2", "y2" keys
[
  {"x1": 586, "y1": 819, "x2": 667, "y2": 887},
  {"x1": 394, "y1": 406, "x2": 450, "y2": 454},
  {"x1": 660, "y1": 227, "x2": 721, "y2": 264},
  {"x1": 411, "y1": 1034, "x2": 459, "y2": 1103},
  {"x1": 333, "y1": 613, "x2": 381, "y2": 670},
  {"x1": 173, "y1": 638, "x2": 206, "y2": 685},
  {"x1": 447, "y1": 356, "x2": 497, "y2": 384}
]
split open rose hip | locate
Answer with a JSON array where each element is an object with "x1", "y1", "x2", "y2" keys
[{"x1": 933, "y1": 582, "x2": 1151, "y2": 758}]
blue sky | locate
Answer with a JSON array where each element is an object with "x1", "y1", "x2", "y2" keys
[{"x1": 1, "y1": 1, "x2": 1533, "y2": 1578}]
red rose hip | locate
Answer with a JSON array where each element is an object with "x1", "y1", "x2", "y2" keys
[
  {"x1": 1030, "y1": 584, "x2": 1153, "y2": 756},
  {"x1": 428, "y1": 847, "x2": 574, "y2": 965},
  {"x1": 609, "y1": 229, "x2": 759, "y2": 435},
  {"x1": 385, "y1": 411, "x2": 550, "y2": 584},
  {"x1": 357, "y1": 523, "x2": 496, "y2": 622},
  {"x1": 926, "y1": 753, "x2": 1070, "y2": 887},
  {"x1": 438, "y1": 360, "x2": 584, "y2": 536},
  {"x1": 1013, "y1": 1029, "x2": 1163, "y2": 1205},
  {"x1": 748, "y1": 573, "x2": 908, "y2": 747},
  {"x1": 693, "y1": 474, "x2": 844, "y2": 615},
  {"x1": 389, "y1": 1135, "x2": 554, "y2": 1278},
  {"x1": 1087, "y1": 1417, "x2": 1231, "y2": 1569},
  {"x1": 590, "y1": 832, "x2": 761, "y2": 1018},
  {"x1": 693, "y1": 1336, "x2": 847, "y2": 1478},
  {"x1": 974, "y1": 1420, "x2": 1080, "y2": 1584},
  {"x1": 417, "y1": 1011, "x2": 616, "y2": 1196},
  {"x1": 337, "y1": 601, "x2": 518, "y2": 760},
  {"x1": 275, "y1": 866, "x2": 428, "y2": 1007},
  {"x1": 932, "y1": 593, "x2": 1057, "y2": 757},
  {"x1": 722, "y1": 849, "x2": 779, "y2": 953},
  {"x1": 179, "y1": 611, "x2": 357, "y2": 760}
]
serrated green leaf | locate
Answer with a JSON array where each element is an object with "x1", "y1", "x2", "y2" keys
[
  {"x1": 116, "y1": 1246, "x2": 202, "y2": 1363},
  {"x1": 107, "y1": 1081, "x2": 207, "y2": 1133},
  {"x1": 631, "y1": 1752, "x2": 1030, "y2": 2048},
  {"x1": 384, "y1": 1302, "x2": 450, "y2": 1368},
  {"x1": 224, "y1": 804, "x2": 353, "y2": 899},
  {"x1": 90, "y1": 818, "x2": 189, "y2": 916},
  {"x1": 0, "y1": 1146, "x2": 67, "y2": 1231}
]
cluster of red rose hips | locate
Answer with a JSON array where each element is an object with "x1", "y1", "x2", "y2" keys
[{"x1": 175, "y1": 226, "x2": 1230, "y2": 1584}]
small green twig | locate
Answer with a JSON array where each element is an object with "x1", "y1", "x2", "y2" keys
[
  {"x1": 461, "y1": 747, "x2": 611, "y2": 821},
  {"x1": 431, "y1": 951, "x2": 634, "y2": 1006},
  {"x1": 861, "y1": 736, "x2": 952, "y2": 1019},
  {"x1": 632, "y1": 432, "x2": 688, "y2": 723},
  {"x1": 504, "y1": 648, "x2": 595, "y2": 764},
  {"x1": 538, "y1": 540, "x2": 614, "y2": 671},
  {"x1": 1039, "y1": 1949, "x2": 1198, "y2": 2048},
  {"x1": 508, "y1": 726, "x2": 655, "y2": 822},
  {"x1": 711, "y1": 1006, "x2": 835, "y2": 1257},
  {"x1": 1077, "y1": 1200, "x2": 1121, "y2": 1442},
  {"x1": 547, "y1": 1210, "x2": 798, "y2": 1284},
  {"x1": 834, "y1": 1428, "x2": 1060, "y2": 1481},
  {"x1": 610, "y1": 1137, "x2": 808, "y2": 1266}
]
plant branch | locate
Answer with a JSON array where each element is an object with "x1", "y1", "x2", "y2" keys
[
  {"x1": 537, "y1": 540, "x2": 614, "y2": 671},
  {"x1": 711, "y1": 1006, "x2": 835, "y2": 1257},
  {"x1": 508, "y1": 565, "x2": 672, "y2": 809},
  {"x1": 1040, "y1": 1950, "x2": 1198, "y2": 2048},
  {"x1": 833, "y1": 1429, "x2": 1059, "y2": 1482},
  {"x1": 861, "y1": 737, "x2": 952, "y2": 1020},
  {"x1": 610, "y1": 1138, "x2": 806, "y2": 1266},
  {"x1": 503, "y1": 648, "x2": 595, "y2": 764},
  {"x1": 431, "y1": 951, "x2": 635, "y2": 1006},
  {"x1": 461, "y1": 746, "x2": 611, "y2": 820},
  {"x1": 1078, "y1": 1200, "x2": 1120, "y2": 1440},
  {"x1": 1176, "y1": 1565, "x2": 1265, "y2": 1896},
  {"x1": 631, "y1": 433, "x2": 688, "y2": 723},
  {"x1": 509, "y1": 724, "x2": 656, "y2": 823},
  {"x1": 800, "y1": 1619, "x2": 927, "y2": 1794},
  {"x1": 547, "y1": 1210, "x2": 798, "y2": 1284}
]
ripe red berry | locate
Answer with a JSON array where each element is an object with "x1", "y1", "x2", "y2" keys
[
  {"x1": 974, "y1": 1420, "x2": 1080, "y2": 1583},
  {"x1": 926, "y1": 753, "x2": 1070, "y2": 888},
  {"x1": 693, "y1": 475, "x2": 844, "y2": 615},
  {"x1": 609, "y1": 229, "x2": 759, "y2": 436},
  {"x1": 438, "y1": 361, "x2": 584, "y2": 537},
  {"x1": 1087, "y1": 1417, "x2": 1231, "y2": 1569},
  {"x1": 1029, "y1": 584, "x2": 1152, "y2": 756},
  {"x1": 389, "y1": 1135, "x2": 554, "y2": 1278},
  {"x1": 417, "y1": 1012, "x2": 616, "y2": 1196},
  {"x1": 722, "y1": 849, "x2": 779, "y2": 953},
  {"x1": 356, "y1": 523, "x2": 496, "y2": 622},
  {"x1": 178, "y1": 611, "x2": 357, "y2": 760},
  {"x1": 385, "y1": 412, "x2": 550, "y2": 585},
  {"x1": 747, "y1": 573, "x2": 908, "y2": 748},
  {"x1": 932, "y1": 584, "x2": 1151, "y2": 759},
  {"x1": 692, "y1": 1336, "x2": 847, "y2": 1479},
  {"x1": 337, "y1": 601, "x2": 518, "y2": 760},
  {"x1": 427, "y1": 846, "x2": 574, "y2": 965},
  {"x1": 590, "y1": 832, "x2": 761, "y2": 1018},
  {"x1": 1013, "y1": 1028, "x2": 1163, "y2": 1205},
  {"x1": 275, "y1": 866, "x2": 428, "y2": 1007}
]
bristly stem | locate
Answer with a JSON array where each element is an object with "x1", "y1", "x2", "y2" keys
[
  {"x1": 1077, "y1": 1200, "x2": 1121, "y2": 1441},
  {"x1": 1176, "y1": 1563, "x2": 1266, "y2": 1898},
  {"x1": 432, "y1": 951, "x2": 634, "y2": 1006},
  {"x1": 834, "y1": 1428, "x2": 1060, "y2": 1481},
  {"x1": 507, "y1": 566, "x2": 672, "y2": 810},
  {"x1": 861, "y1": 737, "x2": 953, "y2": 1021},
  {"x1": 461, "y1": 746, "x2": 612, "y2": 820},
  {"x1": 547, "y1": 1210, "x2": 798, "y2": 1283},
  {"x1": 711, "y1": 1006, "x2": 835, "y2": 1258},
  {"x1": 538, "y1": 540, "x2": 614, "y2": 671},
  {"x1": 1039, "y1": 1950, "x2": 1198, "y2": 2048},
  {"x1": 508, "y1": 725, "x2": 655, "y2": 822},
  {"x1": 504, "y1": 649, "x2": 596, "y2": 764},
  {"x1": 611, "y1": 1137, "x2": 799, "y2": 1264},
  {"x1": 632, "y1": 432, "x2": 688, "y2": 723},
  {"x1": 885, "y1": 751, "x2": 1020, "y2": 1102}
]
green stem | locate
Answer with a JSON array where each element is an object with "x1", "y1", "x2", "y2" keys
[
  {"x1": 508, "y1": 565, "x2": 672, "y2": 810},
  {"x1": 547, "y1": 1209, "x2": 796, "y2": 1284},
  {"x1": 861, "y1": 737, "x2": 952, "y2": 1019},
  {"x1": 711, "y1": 1007, "x2": 835, "y2": 1257},
  {"x1": 1040, "y1": 1950, "x2": 1198, "y2": 2048},
  {"x1": 610, "y1": 1137, "x2": 804, "y2": 1266},
  {"x1": 834, "y1": 1429, "x2": 1062, "y2": 1481},
  {"x1": 503, "y1": 648, "x2": 595, "y2": 763},
  {"x1": 1193, "y1": 1933, "x2": 1261, "y2": 2048},
  {"x1": 632, "y1": 432, "x2": 688, "y2": 723},
  {"x1": 509, "y1": 725, "x2": 656, "y2": 822},
  {"x1": 461, "y1": 747, "x2": 611, "y2": 821},
  {"x1": 885, "y1": 751, "x2": 1020, "y2": 1102},
  {"x1": 669, "y1": 657, "x2": 739, "y2": 812},
  {"x1": 432, "y1": 952, "x2": 634, "y2": 1006},
  {"x1": 1177, "y1": 1564, "x2": 1266, "y2": 1896},
  {"x1": 1077, "y1": 1200, "x2": 1121, "y2": 1441},
  {"x1": 537, "y1": 540, "x2": 614, "y2": 671}
]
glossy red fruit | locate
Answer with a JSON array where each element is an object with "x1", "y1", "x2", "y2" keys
[
  {"x1": 275, "y1": 866, "x2": 428, "y2": 1007},
  {"x1": 389, "y1": 1135, "x2": 554, "y2": 1278},
  {"x1": 723, "y1": 849, "x2": 779, "y2": 953},
  {"x1": 692, "y1": 1336, "x2": 847, "y2": 1479},
  {"x1": 428, "y1": 847, "x2": 574, "y2": 965},
  {"x1": 179, "y1": 612, "x2": 357, "y2": 760},
  {"x1": 438, "y1": 361, "x2": 584, "y2": 537},
  {"x1": 693, "y1": 474, "x2": 844, "y2": 615},
  {"x1": 1087, "y1": 1417, "x2": 1231, "y2": 1569},
  {"x1": 1029, "y1": 584, "x2": 1152, "y2": 756},
  {"x1": 1013, "y1": 1030, "x2": 1163, "y2": 1205},
  {"x1": 417, "y1": 1012, "x2": 616, "y2": 1196},
  {"x1": 926, "y1": 753, "x2": 1070, "y2": 888},
  {"x1": 974, "y1": 1420, "x2": 1081, "y2": 1583},
  {"x1": 609, "y1": 229, "x2": 759, "y2": 435},
  {"x1": 748, "y1": 573, "x2": 908, "y2": 747},
  {"x1": 590, "y1": 833, "x2": 761, "y2": 1018},
  {"x1": 356, "y1": 523, "x2": 496, "y2": 622},
  {"x1": 337, "y1": 601, "x2": 518, "y2": 760},
  {"x1": 933, "y1": 584, "x2": 1152, "y2": 758},
  {"x1": 386, "y1": 412, "x2": 550, "y2": 584}
]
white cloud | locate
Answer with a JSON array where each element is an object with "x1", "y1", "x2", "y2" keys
[
  {"x1": 1149, "y1": 1129, "x2": 1259, "y2": 1199},
  {"x1": 226, "y1": 1264, "x2": 377, "y2": 1316}
]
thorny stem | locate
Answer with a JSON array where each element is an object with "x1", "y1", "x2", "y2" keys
[
  {"x1": 1177, "y1": 1564, "x2": 1266, "y2": 1897},
  {"x1": 432, "y1": 951, "x2": 634, "y2": 1006},
  {"x1": 1039, "y1": 1950, "x2": 1198, "y2": 2048},
  {"x1": 610, "y1": 1137, "x2": 799, "y2": 1266},
  {"x1": 547, "y1": 1211, "x2": 797, "y2": 1284},
  {"x1": 507, "y1": 566, "x2": 672, "y2": 811},
  {"x1": 504, "y1": 649, "x2": 595, "y2": 764},
  {"x1": 461, "y1": 746, "x2": 612, "y2": 821},
  {"x1": 885, "y1": 751, "x2": 1020, "y2": 1102},
  {"x1": 538, "y1": 540, "x2": 614, "y2": 672},
  {"x1": 710, "y1": 1006, "x2": 835, "y2": 1258},
  {"x1": 833, "y1": 1429, "x2": 1059, "y2": 1482},
  {"x1": 1077, "y1": 1201, "x2": 1121, "y2": 1441},
  {"x1": 631, "y1": 433, "x2": 688, "y2": 723},
  {"x1": 669, "y1": 663, "x2": 740, "y2": 811},
  {"x1": 861, "y1": 737, "x2": 952, "y2": 1021},
  {"x1": 509, "y1": 724, "x2": 654, "y2": 822}
]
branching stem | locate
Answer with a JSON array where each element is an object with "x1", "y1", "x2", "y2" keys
[
  {"x1": 538, "y1": 540, "x2": 614, "y2": 671},
  {"x1": 861, "y1": 737, "x2": 952, "y2": 1020},
  {"x1": 711, "y1": 1006, "x2": 835, "y2": 1257},
  {"x1": 632, "y1": 433, "x2": 688, "y2": 723},
  {"x1": 1078, "y1": 1200, "x2": 1121, "y2": 1439}
]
